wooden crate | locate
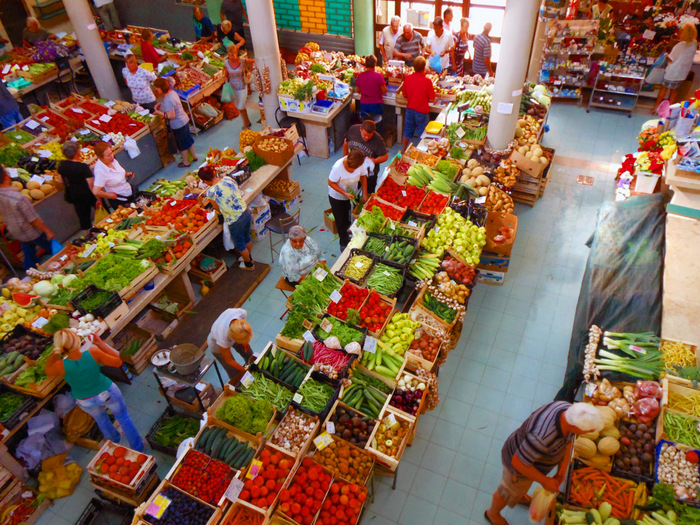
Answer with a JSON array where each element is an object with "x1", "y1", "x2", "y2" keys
[
  {"x1": 135, "y1": 309, "x2": 179, "y2": 340},
  {"x1": 337, "y1": 380, "x2": 392, "y2": 420},
  {"x1": 163, "y1": 446, "x2": 238, "y2": 506},
  {"x1": 309, "y1": 433, "x2": 375, "y2": 486},
  {"x1": 0, "y1": 483, "x2": 50, "y2": 525},
  {"x1": 107, "y1": 324, "x2": 158, "y2": 375},
  {"x1": 511, "y1": 188, "x2": 539, "y2": 207},
  {"x1": 275, "y1": 334, "x2": 304, "y2": 353},
  {"x1": 206, "y1": 384, "x2": 277, "y2": 442},
  {"x1": 3, "y1": 371, "x2": 63, "y2": 399},
  {"x1": 263, "y1": 180, "x2": 301, "y2": 201},
  {"x1": 151, "y1": 289, "x2": 193, "y2": 321},
  {"x1": 268, "y1": 407, "x2": 319, "y2": 458},
  {"x1": 364, "y1": 406, "x2": 414, "y2": 471},
  {"x1": 118, "y1": 264, "x2": 159, "y2": 301},
  {"x1": 360, "y1": 292, "x2": 397, "y2": 339},
  {"x1": 654, "y1": 405, "x2": 700, "y2": 446},
  {"x1": 160, "y1": 381, "x2": 215, "y2": 413},
  {"x1": 321, "y1": 397, "x2": 386, "y2": 447},
  {"x1": 87, "y1": 440, "x2": 156, "y2": 495},
  {"x1": 189, "y1": 255, "x2": 227, "y2": 283},
  {"x1": 404, "y1": 326, "x2": 443, "y2": 373},
  {"x1": 356, "y1": 350, "x2": 406, "y2": 389},
  {"x1": 384, "y1": 369, "x2": 427, "y2": 421},
  {"x1": 412, "y1": 286, "x2": 459, "y2": 330}
]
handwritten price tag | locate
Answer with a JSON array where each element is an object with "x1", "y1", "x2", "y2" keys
[
  {"x1": 146, "y1": 495, "x2": 171, "y2": 519},
  {"x1": 313, "y1": 267, "x2": 328, "y2": 281},
  {"x1": 31, "y1": 317, "x2": 49, "y2": 330},
  {"x1": 99, "y1": 114, "x2": 112, "y2": 123},
  {"x1": 7, "y1": 168, "x2": 18, "y2": 179},
  {"x1": 302, "y1": 331, "x2": 315, "y2": 343},
  {"x1": 407, "y1": 220, "x2": 417, "y2": 227},
  {"x1": 313, "y1": 432, "x2": 334, "y2": 450},
  {"x1": 320, "y1": 319, "x2": 333, "y2": 332},
  {"x1": 25, "y1": 120, "x2": 40, "y2": 130},
  {"x1": 364, "y1": 336, "x2": 377, "y2": 354},
  {"x1": 330, "y1": 290, "x2": 342, "y2": 303},
  {"x1": 293, "y1": 393, "x2": 303, "y2": 404},
  {"x1": 455, "y1": 126, "x2": 466, "y2": 138},
  {"x1": 383, "y1": 412, "x2": 398, "y2": 429},
  {"x1": 326, "y1": 421, "x2": 335, "y2": 434},
  {"x1": 224, "y1": 478, "x2": 244, "y2": 501},
  {"x1": 246, "y1": 459, "x2": 263, "y2": 479},
  {"x1": 302, "y1": 319, "x2": 314, "y2": 330}
]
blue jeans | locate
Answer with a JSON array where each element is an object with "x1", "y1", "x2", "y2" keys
[
  {"x1": 76, "y1": 383, "x2": 144, "y2": 451},
  {"x1": 20, "y1": 233, "x2": 52, "y2": 270},
  {"x1": 228, "y1": 208, "x2": 252, "y2": 252},
  {"x1": 0, "y1": 108, "x2": 22, "y2": 130},
  {"x1": 403, "y1": 108, "x2": 429, "y2": 139}
]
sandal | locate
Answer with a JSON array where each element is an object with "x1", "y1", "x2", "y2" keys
[
  {"x1": 178, "y1": 162, "x2": 191, "y2": 168},
  {"x1": 484, "y1": 511, "x2": 509, "y2": 525}
]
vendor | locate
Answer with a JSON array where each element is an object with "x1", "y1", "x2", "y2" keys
[
  {"x1": 92, "y1": 142, "x2": 135, "y2": 211},
  {"x1": 57, "y1": 141, "x2": 97, "y2": 234},
  {"x1": 193, "y1": 7, "x2": 215, "y2": 41},
  {"x1": 140, "y1": 28, "x2": 166, "y2": 68},
  {"x1": 355, "y1": 55, "x2": 387, "y2": 118},
  {"x1": 655, "y1": 23, "x2": 698, "y2": 109},
  {"x1": 22, "y1": 17, "x2": 56, "y2": 47},
  {"x1": 343, "y1": 120, "x2": 388, "y2": 195},
  {"x1": 224, "y1": 43, "x2": 253, "y2": 129},
  {"x1": 216, "y1": 20, "x2": 245, "y2": 48},
  {"x1": 591, "y1": 0, "x2": 613, "y2": 20},
  {"x1": 45, "y1": 329, "x2": 144, "y2": 452},
  {"x1": 327, "y1": 150, "x2": 370, "y2": 252},
  {"x1": 485, "y1": 402, "x2": 604, "y2": 525},
  {"x1": 0, "y1": 82, "x2": 22, "y2": 130},
  {"x1": 122, "y1": 54, "x2": 158, "y2": 111},
  {"x1": 207, "y1": 308, "x2": 254, "y2": 382},
  {"x1": 153, "y1": 77, "x2": 197, "y2": 168},
  {"x1": 279, "y1": 225, "x2": 324, "y2": 287},
  {"x1": 197, "y1": 165, "x2": 255, "y2": 270}
]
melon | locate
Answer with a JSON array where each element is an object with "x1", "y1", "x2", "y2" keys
[
  {"x1": 580, "y1": 430, "x2": 599, "y2": 441},
  {"x1": 12, "y1": 292, "x2": 37, "y2": 307},
  {"x1": 600, "y1": 426, "x2": 620, "y2": 440},
  {"x1": 29, "y1": 189, "x2": 45, "y2": 200},
  {"x1": 26, "y1": 180, "x2": 41, "y2": 190},
  {"x1": 596, "y1": 405, "x2": 618, "y2": 427},
  {"x1": 11, "y1": 181, "x2": 23, "y2": 190},
  {"x1": 20, "y1": 189, "x2": 30, "y2": 198},
  {"x1": 597, "y1": 436, "x2": 620, "y2": 456},
  {"x1": 574, "y1": 437, "x2": 597, "y2": 459},
  {"x1": 40, "y1": 184, "x2": 53, "y2": 194},
  {"x1": 585, "y1": 454, "x2": 612, "y2": 468}
]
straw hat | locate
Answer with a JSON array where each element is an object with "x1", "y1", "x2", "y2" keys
[{"x1": 229, "y1": 319, "x2": 253, "y2": 345}]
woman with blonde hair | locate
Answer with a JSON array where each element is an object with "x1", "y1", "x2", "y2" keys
[
  {"x1": 45, "y1": 329, "x2": 144, "y2": 451},
  {"x1": 656, "y1": 23, "x2": 698, "y2": 110},
  {"x1": 207, "y1": 308, "x2": 254, "y2": 382}
]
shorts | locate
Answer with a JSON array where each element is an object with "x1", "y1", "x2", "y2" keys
[
  {"x1": 497, "y1": 467, "x2": 534, "y2": 508},
  {"x1": 229, "y1": 83, "x2": 248, "y2": 108},
  {"x1": 227, "y1": 208, "x2": 252, "y2": 252},
  {"x1": 172, "y1": 122, "x2": 194, "y2": 151},
  {"x1": 403, "y1": 108, "x2": 429, "y2": 139},
  {"x1": 662, "y1": 78, "x2": 683, "y2": 89}
]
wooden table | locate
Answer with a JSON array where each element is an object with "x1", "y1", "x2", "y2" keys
[{"x1": 9, "y1": 56, "x2": 83, "y2": 103}]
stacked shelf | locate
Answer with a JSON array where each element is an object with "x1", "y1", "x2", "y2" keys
[{"x1": 587, "y1": 69, "x2": 645, "y2": 116}]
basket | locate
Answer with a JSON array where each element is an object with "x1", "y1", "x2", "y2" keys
[
  {"x1": 335, "y1": 248, "x2": 376, "y2": 286},
  {"x1": 70, "y1": 285, "x2": 126, "y2": 325},
  {"x1": 169, "y1": 343, "x2": 205, "y2": 375}
]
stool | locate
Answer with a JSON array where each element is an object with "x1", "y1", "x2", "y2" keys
[
  {"x1": 275, "y1": 276, "x2": 295, "y2": 319},
  {"x1": 360, "y1": 111, "x2": 383, "y2": 135}
]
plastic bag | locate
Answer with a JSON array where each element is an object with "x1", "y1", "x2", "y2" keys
[
  {"x1": 94, "y1": 203, "x2": 109, "y2": 223},
  {"x1": 124, "y1": 137, "x2": 141, "y2": 159},
  {"x1": 529, "y1": 487, "x2": 555, "y2": 522},
  {"x1": 222, "y1": 223, "x2": 234, "y2": 251},
  {"x1": 634, "y1": 380, "x2": 662, "y2": 400},
  {"x1": 631, "y1": 397, "x2": 660, "y2": 425},
  {"x1": 53, "y1": 392, "x2": 76, "y2": 419},
  {"x1": 221, "y1": 82, "x2": 236, "y2": 103},
  {"x1": 428, "y1": 53, "x2": 442, "y2": 73},
  {"x1": 645, "y1": 66, "x2": 665, "y2": 85}
]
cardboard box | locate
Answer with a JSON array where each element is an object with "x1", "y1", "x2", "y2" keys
[
  {"x1": 251, "y1": 228, "x2": 269, "y2": 241},
  {"x1": 324, "y1": 208, "x2": 338, "y2": 234},
  {"x1": 268, "y1": 196, "x2": 299, "y2": 214},
  {"x1": 484, "y1": 212, "x2": 518, "y2": 256},
  {"x1": 509, "y1": 149, "x2": 546, "y2": 178},
  {"x1": 477, "y1": 251, "x2": 510, "y2": 272},
  {"x1": 477, "y1": 269, "x2": 506, "y2": 286}
]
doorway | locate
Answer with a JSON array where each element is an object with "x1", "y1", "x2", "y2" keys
[{"x1": 0, "y1": 0, "x2": 29, "y2": 48}]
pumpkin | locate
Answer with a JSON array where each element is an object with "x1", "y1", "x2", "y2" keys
[
  {"x1": 600, "y1": 426, "x2": 621, "y2": 440},
  {"x1": 597, "y1": 436, "x2": 620, "y2": 456},
  {"x1": 596, "y1": 405, "x2": 618, "y2": 428},
  {"x1": 574, "y1": 437, "x2": 597, "y2": 459}
]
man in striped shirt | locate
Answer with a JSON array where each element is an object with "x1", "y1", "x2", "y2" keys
[
  {"x1": 473, "y1": 22, "x2": 494, "y2": 77},
  {"x1": 485, "y1": 402, "x2": 604, "y2": 525},
  {"x1": 393, "y1": 24, "x2": 425, "y2": 66}
]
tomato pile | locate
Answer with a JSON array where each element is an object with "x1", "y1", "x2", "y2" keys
[
  {"x1": 359, "y1": 291, "x2": 392, "y2": 334},
  {"x1": 172, "y1": 206, "x2": 210, "y2": 235},
  {"x1": 88, "y1": 112, "x2": 145, "y2": 136},
  {"x1": 364, "y1": 197, "x2": 403, "y2": 220},
  {"x1": 144, "y1": 200, "x2": 194, "y2": 227},
  {"x1": 239, "y1": 448, "x2": 293, "y2": 509},
  {"x1": 36, "y1": 110, "x2": 81, "y2": 140},
  {"x1": 171, "y1": 236, "x2": 194, "y2": 261},
  {"x1": 79, "y1": 100, "x2": 108, "y2": 115},
  {"x1": 326, "y1": 282, "x2": 368, "y2": 321},
  {"x1": 419, "y1": 191, "x2": 449, "y2": 215},
  {"x1": 278, "y1": 458, "x2": 331, "y2": 525},
  {"x1": 377, "y1": 177, "x2": 425, "y2": 209},
  {"x1": 62, "y1": 106, "x2": 91, "y2": 122},
  {"x1": 172, "y1": 450, "x2": 231, "y2": 505},
  {"x1": 315, "y1": 480, "x2": 367, "y2": 525},
  {"x1": 95, "y1": 445, "x2": 148, "y2": 485}
]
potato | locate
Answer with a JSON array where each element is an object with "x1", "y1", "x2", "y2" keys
[
  {"x1": 472, "y1": 166, "x2": 484, "y2": 176},
  {"x1": 525, "y1": 151, "x2": 532, "y2": 159},
  {"x1": 476, "y1": 174, "x2": 490, "y2": 186},
  {"x1": 539, "y1": 157, "x2": 549, "y2": 165},
  {"x1": 478, "y1": 186, "x2": 488, "y2": 196},
  {"x1": 519, "y1": 146, "x2": 528, "y2": 155},
  {"x1": 533, "y1": 147, "x2": 543, "y2": 157}
]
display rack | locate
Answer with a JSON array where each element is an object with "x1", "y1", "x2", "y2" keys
[
  {"x1": 539, "y1": 20, "x2": 599, "y2": 101},
  {"x1": 586, "y1": 68, "x2": 645, "y2": 117}
]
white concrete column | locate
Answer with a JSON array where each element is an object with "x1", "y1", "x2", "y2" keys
[
  {"x1": 246, "y1": 0, "x2": 282, "y2": 124},
  {"x1": 487, "y1": 0, "x2": 540, "y2": 149},
  {"x1": 526, "y1": 17, "x2": 547, "y2": 84},
  {"x1": 63, "y1": 0, "x2": 120, "y2": 100}
]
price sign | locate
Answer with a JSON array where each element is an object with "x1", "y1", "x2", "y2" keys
[
  {"x1": 313, "y1": 267, "x2": 328, "y2": 281},
  {"x1": 383, "y1": 271, "x2": 391, "y2": 277},
  {"x1": 246, "y1": 459, "x2": 263, "y2": 479},
  {"x1": 313, "y1": 432, "x2": 334, "y2": 450},
  {"x1": 354, "y1": 261, "x2": 364, "y2": 268},
  {"x1": 383, "y1": 412, "x2": 398, "y2": 429},
  {"x1": 302, "y1": 330, "x2": 315, "y2": 343},
  {"x1": 82, "y1": 244, "x2": 97, "y2": 258},
  {"x1": 146, "y1": 495, "x2": 172, "y2": 519},
  {"x1": 330, "y1": 290, "x2": 342, "y2": 303},
  {"x1": 326, "y1": 421, "x2": 335, "y2": 434},
  {"x1": 79, "y1": 129, "x2": 90, "y2": 135},
  {"x1": 320, "y1": 319, "x2": 333, "y2": 332},
  {"x1": 37, "y1": 150, "x2": 52, "y2": 158},
  {"x1": 224, "y1": 478, "x2": 244, "y2": 501},
  {"x1": 302, "y1": 319, "x2": 314, "y2": 330},
  {"x1": 25, "y1": 120, "x2": 40, "y2": 130},
  {"x1": 363, "y1": 336, "x2": 377, "y2": 354},
  {"x1": 30, "y1": 175, "x2": 44, "y2": 185},
  {"x1": 99, "y1": 114, "x2": 112, "y2": 123},
  {"x1": 407, "y1": 220, "x2": 417, "y2": 227},
  {"x1": 73, "y1": 107, "x2": 84, "y2": 114},
  {"x1": 455, "y1": 126, "x2": 465, "y2": 139},
  {"x1": 7, "y1": 168, "x2": 18, "y2": 179},
  {"x1": 240, "y1": 371, "x2": 255, "y2": 387},
  {"x1": 31, "y1": 317, "x2": 49, "y2": 330},
  {"x1": 293, "y1": 393, "x2": 304, "y2": 404},
  {"x1": 104, "y1": 100, "x2": 116, "y2": 107}
]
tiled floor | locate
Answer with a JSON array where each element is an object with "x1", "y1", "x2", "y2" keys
[{"x1": 34, "y1": 102, "x2": 650, "y2": 525}]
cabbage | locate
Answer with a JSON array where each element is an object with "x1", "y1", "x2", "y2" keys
[
  {"x1": 533, "y1": 84, "x2": 547, "y2": 94},
  {"x1": 32, "y1": 280, "x2": 55, "y2": 297},
  {"x1": 62, "y1": 275, "x2": 79, "y2": 288},
  {"x1": 50, "y1": 274, "x2": 64, "y2": 285}
]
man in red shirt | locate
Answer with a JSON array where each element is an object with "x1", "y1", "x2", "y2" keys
[{"x1": 400, "y1": 56, "x2": 435, "y2": 152}]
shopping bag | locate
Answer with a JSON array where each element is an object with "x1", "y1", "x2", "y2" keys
[
  {"x1": 166, "y1": 124, "x2": 179, "y2": 154},
  {"x1": 646, "y1": 65, "x2": 665, "y2": 85},
  {"x1": 222, "y1": 223, "x2": 235, "y2": 251},
  {"x1": 221, "y1": 82, "x2": 235, "y2": 103},
  {"x1": 94, "y1": 204, "x2": 109, "y2": 223},
  {"x1": 428, "y1": 53, "x2": 443, "y2": 73},
  {"x1": 123, "y1": 137, "x2": 141, "y2": 159}
]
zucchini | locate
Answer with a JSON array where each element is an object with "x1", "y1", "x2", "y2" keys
[{"x1": 197, "y1": 427, "x2": 212, "y2": 451}]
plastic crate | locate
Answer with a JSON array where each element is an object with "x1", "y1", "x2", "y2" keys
[
  {"x1": 0, "y1": 324, "x2": 51, "y2": 359},
  {"x1": 76, "y1": 498, "x2": 133, "y2": 525},
  {"x1": 401, "y1": 209, "x2": 437, "y2": 231},
  {"x1": 366, "y1": 259, "x2": 407, "y2": 299},
  {"x1": 0, "y1": 389, "x2": 36, "y2": 430},
  {"x1": 362, "y1": 233, "x2": 391, "y2": 257},
  {"x1": 335, "y1": 249, "x2": 376, "y2": 286},
  {"x1": 290, "y1": 370, "x2": 340, "y2": 421},
  {"x1": 70, "y1": 285, "x2": 123, "y2": 319},
  {"x1": 174, "y1": 84, "x2": 200, "y2": 100},
  {"x1": 146, "y1": 406, "x2": 201, "y2": 456}
]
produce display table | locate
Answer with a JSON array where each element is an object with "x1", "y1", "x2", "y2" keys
[
  {"x1": 114, "y1": 132, "x2": 163, "y2": 187},
  {"x1": 181, "y1": 76, "x2": 227, "y2": 136},
  {"x1": 9, "y1": 56, "x2": 83, "y2": 103},
  {"x1": 282, "y1": 96, "x2": 353, "y2": 159},
  {"x1": 33, "y1": 189, "x2": 82, "y2": 244}
]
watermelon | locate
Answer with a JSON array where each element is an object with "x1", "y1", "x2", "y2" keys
[{"x1": 12, "y1": 292, "x2": 36, "y2": 307}]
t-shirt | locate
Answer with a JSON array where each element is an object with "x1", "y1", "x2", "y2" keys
[
  {"x1": 402, "y1": 72, "x2": 435, "y2": 114},
  {"x1": 473, "y1": 32, "x2": 492, "y2": 76},
  {"x1": 380, "y1": 26, "x2": 401, "y2": 60},
  {"x1": 209, "y1": 308, "x2": 247, "y2": 349},
  {"x1": 122, "y1": 66, "x2": 157, "y2": 104},
  {"x1": 58, "y1": 160, "x2": 96, "y2": 204},
  {"x1": 194, "y1": 16, "x2": 215, "y2": 39},
  {"x1": 355, "y1": 70, "x2": 386, "y2": 105},
  {"x1": 345, "y1": 124, "x2": 387, "y2": 164},
  {"x1": 427, "y1": 29, "x2": 454, "y2": 70},
  {"x1": 141, "y1": 41, "x2": 160, "y2": 67},
  {"x1": 205, "y1": 176, "x2": 246, "y2": 224},
  {"x1": 216, "y1": 25, "x2": 240, "y2": 46},
  {"x1": 665, "y1": 41, "x2": 698, "y2": 82},
  {"x1": 395, "y1": 33, "x2": 424, "y2": 65},
  {"x1": 161, "y1": 89, "x2": 189, "y2": 129},
  {"x1": 220, "y1": 0, "x2": 245, "y2": 30},
  {"x1": 328, "y1": 157, "x2": 374, "y2": 200},
  {"x1": 0, "y1": 82, "x2": 18, "y2": 115},
  {"x1": 93, "y1": 159, "x2": 132, "y2": 197}
]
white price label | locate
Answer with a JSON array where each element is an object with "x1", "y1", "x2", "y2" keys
[
  {"x1": 293, "y1": 393, "x2": 304, "y2": 404},
  {"x1": 383, "y1": 271, "x2": 391, "y2": 277},
  {"x1": 30, "y1": 157, "x2": 39, "y2": 163},
  {"x1": 401, "y1": 190, "x2": 406, "y2": 197},
  {"x1": 30, "y1": 175, "x2": 45, "y2": 184},
  {"x1": 407, "y1": 220, "x2": 417, "y2": 227},
  {"x1": 320, "y1": 319, "x2": 333, "y2": 332},
  {"x1": 326, "y1": 421, "x2": 335, "y2": 434},
  {"x1": 511, "y1": 88, "x2": 523, "y2": 97},
  {"x1": 31, "y1": 316, "x2": 49, "y2": 330},
  {"x1": 313, "y1": 267, "x2": 328, "y2": 281},
  {"x1": 302, "y1": 330, "x2": 315, "y2": 343},
  {"x1": 240, "y1": 371, "x2": 255, "y2": 387},
  {"x1": 455, "y1": 127, "x2": 465, "y2": 139},
  {"x1": 434, "y1": 227, "x2": 440, "y2": 233},
  {"x1": 99, "y1": 114, "x2": 112, "y2": 122},
  {"x1": 0, "y1": 303, "x2": 11, "y2": 314},
  {"x1": 383, "y1": 412, "x2": 398, "y2": 429},
  {"x1": 104, "y1": 100, "x2": 116, "y2": 107},
  {"x1": 364, "y1": 336, "x2": 377, "y2": 354},
  {"x1": 354, "y1": 261, "x2": 364, "y2": 268},
  {"x1": 313, "y1": 432, "x2": 333, "y2": 450},
  {"x1": 138, "y1": 109, "x2": 150, "y2": 117},
  {"x1": 13, "y1": 134, "x2": 23, "y2": 141},
  {"x1": 330, "y1": 290, "x2": 342, "y2": 303},
  {"x1": 73, "y1": 107, "x2": 84, "y2": 114},
  {"x1": 206, "y1": 211, "x2": 215, "y2": 221},
  {"x1": 496, "y1": 102, "x2": 513, "y2": 115},
  {"x1": 7, "y1": 168, "x2": 18, "y2": 179},
  {"x1": 79, "y1": 129, "x2": 90, "y2": 135},
  {"x1": 475, "y1": 196, "x2": 486, "y2": 204},
  {"x1": 1, "y1": 65, "x2": 9, "y2": 75},
  {"x1": 42, "y1": 175, "x2": 53, "y2": 183},
  {"x1": 224, "y1": 478, "x2": 244, "y2": 502},
  {"x1": 82, "y1": 244, "x2": 97, "y2": 257},
  {"x1": 40, "y1": 116, "x2": 49, "y2": 122},
  {"x1": 25, "y1": 120, "x2": 40, "y2": 130},
  {"x1": 37, "y1": 149, "x2": 52, "y2": 158}
]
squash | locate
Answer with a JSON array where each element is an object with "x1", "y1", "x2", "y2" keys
[
  {"x1": 20, "y1": 189, "x2": 31, "y2": 198},
  {"x1": 596, "y1": 405, "x2": 618, "y2": 427},
  {"x1": 574, "y1": 437, "x2": 597, "y2": 459},
  {"x1": 29, "y1": 189, "x2": 45, "y2": 200},
  {"x1": 585, "y1": 454, "x2": 612, "y2": 468},
  {"x1": 580, "y1": 430, "x2": 599, "y2": 441},
  {"x1": 600, "y1": 426, "x2": 621, "y2": 440},
  {"x1": 26, "y1": 180, "x2": 41, "y2": 190},
  {"x1": 11, "y1": 181, "x2": 23, "y2": 190},
  {"x1": 40, "y1": 184, "x2": 53, "y2": 194},
  {"x1": 597, "y1": 436, "x2": 620, "y2": 456}
]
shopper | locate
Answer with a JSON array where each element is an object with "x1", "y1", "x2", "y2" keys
[
  {"x1": 220, "y1": 0, "x2": 247, "y2": 45},
  {"x1": 0, "y1": 82, "x2": 22, "y2": 130},
  {"x1": 57, "y1": 141, "x2": 97, "y2": 235},
  {"x1": 655, "y1": 23, "x2": 698, "y2": 110},
  {"x1": 22, "y1": 17, "x2": 55, "y2": 47},
  {"x1": 197, "y1": 165, "x2": 255, "y2": 270},
  {"x1": 452, "y1": 18, "x2": 472, "y2": 76},
  {"x1": 153, "y1": 77, "x2": 197, "y2": 168},
  {"x1": 93, "y1": 142, "x2": 135, "y2": 211},
  {"x1": 216, "y1": 19, "x2": 245, "y2": 48},
  {"x1": 279, "y1": 225, "x2": 324, "y2": 287},
  {"x1": 393, "y1": 23, "x2": 425, "y2": 66},
  {"x1": 443, "y1": 7, "x2": 454, "y2": 33},
  {"x1": 379, "y1": 16, "x2": 401, "y2": 65},
  {"x1": 328, "y1": 150, "x2": 369, "y2": 252},
  {"x1": 93, "y1": 0, "x2": 121, "y2": 31},
  {"x1": 343, "y1": 120, "x2": 388, "y2": 195},
  {"x1": 400, "y1": 56, "x2": 436, "y2": 152},
  {"x1": 485, "y1": 402, "x2": 605, "y2": 525},
  {"x1": 207, "y1": 308, "x2": 253, "y2": 382},
  {"x1": 473, "y1": 22, "x2": 494, "y2": 77},
  {"x1": 0, "y1": 165, "x2": 55, "y2": 270},
  {"x1": 193, "y1": 7, "x2": 215, "y2": 41},
  {"x1": 122, "y1": 54, "x2": 158, "y2": 111},
  {"x1": 224, "y1": 43, "x2": 253, "y2": 129},
  {"x1": 140, "y1": 28, "x2": 166, "y2": 68},
  {"x1": 45, "y1": 329, "x2": 144, "y2": 452},
  {"x1": 426, "y1": 16, "x2": 454, "y2": 72},
  {"x1": 355, "y1": 55, "x2": 387, "y2": 117},
  {"x1": 591, "y1": 0, "x2": 613, "y2": 20}
]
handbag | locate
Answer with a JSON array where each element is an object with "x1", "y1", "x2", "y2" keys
[
  {"x1": 165, "y1": 120, "x2": 179, "y2": 155},
  {"x1": 646, "y1": 65, "x2": 665, "y2": 85}
]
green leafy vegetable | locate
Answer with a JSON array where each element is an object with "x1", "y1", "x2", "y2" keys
[
  {"x1": 153, "y1": 414, "x2": 200, "y2": 448},
  {"x1": 288, "y1": 263, "x2": 341, "y2": 316},
  {"x1": 280, "y1": 305, "x2": 317, "y2": 339},
  {"x1": 216, "y1": 395, "x2": 273, "y2": 435},
  {"x1": 317, "y1": 319, "x2": 363, "y2": 347},
  {"x1": 245, "y1": 150, "x2": 266, "y2": 171},
  {"x1": 356, "y1": 206, "x2": 385, "y2": 233}
]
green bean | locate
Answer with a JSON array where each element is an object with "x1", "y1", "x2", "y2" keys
[
  {"x1": 664, "y1": 411, "x2": 700, "y2": 449},
  {"x1": 344, "y1": 255, "x2": 372, "y2": 280},
  {"x1": 240, "y1": 371, "x2": 293, "y2": 411},
  {"x1": 296, "y1": 378, "x2": 334, "y2": 412},
  {"x1": 366, "y1": 263, "x2": 403, "y2": 295}
]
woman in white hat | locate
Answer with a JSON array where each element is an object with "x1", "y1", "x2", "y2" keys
[{"x1": 207, "y1": 308, "x2": 254, "y2": 382}]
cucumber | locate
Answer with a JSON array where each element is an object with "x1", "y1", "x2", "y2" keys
[
  {"x1": 224, "y1": 438, "x2": 241, "y2": 460},
  {"x1": 235, "y1": 447, "x2": 254, "y2": 469},
  {"x1": 229, "y1": 443, "x2": 248, "y2": 467},
  {"x1": 206, "y1": 427, "x2": 224, "y2": 455},
  {"x1": 13, "y1": 354, "x2": 23, "y2": 367},
  {"x1": 197, "y1": 427, "x2": 212, "y2": 451},
  {"x1": 216, "y1": 436, "x2": 232, "y2": 460},
  {"x1": 224, "y1": 440, "x2": 241, "y2": 464},
  {"x1": 210, "y1": 429, "x2": 226, "y2": 457}
]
